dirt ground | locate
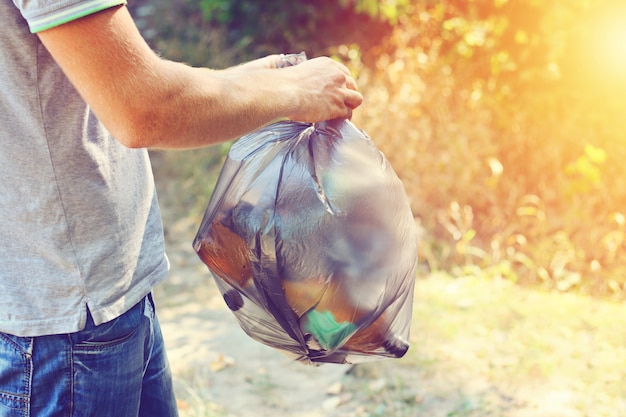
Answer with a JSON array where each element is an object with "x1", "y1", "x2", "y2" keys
[{"x1": 153, "y1": 203, "x2": 626, "y2": 417}]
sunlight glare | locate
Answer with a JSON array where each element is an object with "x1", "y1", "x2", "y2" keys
[
  {"x1": 586, "y1": 4, "x2": 626, "y2": 83},
  {"x1": 597, "y1": 16, "x2": 626, "y2": 72}
]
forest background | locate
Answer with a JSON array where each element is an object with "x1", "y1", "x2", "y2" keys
[{"x1": 130, "y1": 0, "x2": 626, "y2": 299}]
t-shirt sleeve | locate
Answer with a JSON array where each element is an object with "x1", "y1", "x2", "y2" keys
[{"x1": 12, "y1": 0, "x2": 127, "y2": 33}]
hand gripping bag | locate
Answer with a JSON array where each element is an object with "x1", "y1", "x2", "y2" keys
[{"x1": 193, "y1": 119, "x2": 418, "y2": 365}]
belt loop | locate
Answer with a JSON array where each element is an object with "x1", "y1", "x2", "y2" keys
[{"x1": 144, "y1": 292, "x2": 155, "y2": 318}]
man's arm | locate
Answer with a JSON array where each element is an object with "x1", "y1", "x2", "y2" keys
[{"x1": 37, "y1": 5, "x2": 362, "y2": 149}]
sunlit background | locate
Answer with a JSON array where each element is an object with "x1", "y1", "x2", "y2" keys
[
  {"x1": 349, "y1": 0, "x2": 626, "y2": 296},
  {"x1": 137, "y1": 0, "x2": 626, "y2": 298},
  {"x1": 131, "y1": 1, "x2": 626, "y2": 415}
]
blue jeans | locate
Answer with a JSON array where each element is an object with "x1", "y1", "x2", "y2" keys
[{"x1": 0, "y1": 294, "x2": 178, "y2": 417}]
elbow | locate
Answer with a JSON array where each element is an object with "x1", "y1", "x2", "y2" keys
[
  {"x1": 118, "y1": 131, "x2": 155, "y2": 150},
  {"x1": 112, "y1": 107, "x2": 164, "y2": 149},
  {"x1": 116, "y1": 132, "x2": 146, "y2": 149}
]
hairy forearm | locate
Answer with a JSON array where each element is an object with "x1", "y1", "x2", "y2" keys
[{"x1": 122, "y1": 61, "x2": 294, "y2": 149}]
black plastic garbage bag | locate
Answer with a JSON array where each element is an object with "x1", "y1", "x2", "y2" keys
[{"x1": 193, "y1": 119, "x2": 418, "y2": 365}]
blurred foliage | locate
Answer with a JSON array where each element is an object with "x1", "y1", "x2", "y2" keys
[
  {"x1": 132, "y1": 0, "x2": 626, "y2": 298},
  {"x1": 128, "y1": 0, "x2": 403, "y2": 66},
  {"x1": 195, "y1": 0, "x2": 404, "y2": 59}
]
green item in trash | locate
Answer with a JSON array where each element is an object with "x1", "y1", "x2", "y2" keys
[{"x1": 303, "y1": 309, "x2": 358, "y2": 350}]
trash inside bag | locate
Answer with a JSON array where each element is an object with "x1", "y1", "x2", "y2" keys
[{"x1": 193, "y1": 118, "x2": 418, "y2": 365}]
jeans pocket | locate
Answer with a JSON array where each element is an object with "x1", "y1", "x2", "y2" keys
[
  {"x1": 73, "y1": 299, "x2": 144, "y2": 352},
  {"x1": 0, "y1": 333, "x2": 31, "y2": 417}
]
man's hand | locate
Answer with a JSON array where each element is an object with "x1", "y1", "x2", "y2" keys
[
  {"x1": 224, "y1": 55, "x2": 363, "y2": 122},
  {"x1": 281, "y1": 57, "x2": 363, "y2": 122}
]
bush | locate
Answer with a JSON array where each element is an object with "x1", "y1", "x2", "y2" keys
[
  {"x1": 350, "y1": 0, "x2": 626, "y2": 297},
  {"x1": 134, "y1": 0, "x2": 626, "y2": 298}
]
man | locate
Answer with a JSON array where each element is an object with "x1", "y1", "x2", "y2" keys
[{"x1": 0, "y1": 1, "x2": 362, "y2": 416}]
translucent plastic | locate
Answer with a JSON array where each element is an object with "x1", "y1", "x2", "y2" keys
[{"x1": 193, "y1": 119, "x2": 418, "y2": 364}]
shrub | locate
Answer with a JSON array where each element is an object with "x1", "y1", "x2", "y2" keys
[{"x1": 135, "y1": 0, "x2": 626, "y2": 298}]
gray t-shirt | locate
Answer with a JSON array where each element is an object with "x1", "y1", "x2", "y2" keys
[{"x1": 1, "y1": 0, "x2": 169, "y2": 336}]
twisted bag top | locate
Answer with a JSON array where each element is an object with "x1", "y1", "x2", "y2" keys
[{"x1": 193, "y1": 119, "x2": 418, "y2": 365}]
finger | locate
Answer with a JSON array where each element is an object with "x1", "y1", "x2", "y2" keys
[
  {"x1": 345, "y1": 76, "x2": 359, "y2": 91},
  {"x1": 344, "y1": 90, "x2": 364, "y2": 110}
]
